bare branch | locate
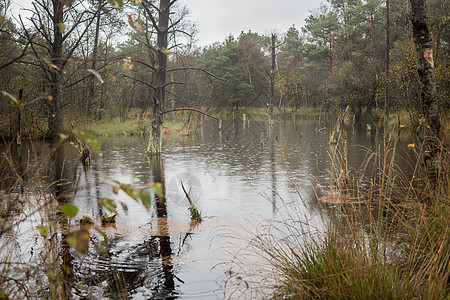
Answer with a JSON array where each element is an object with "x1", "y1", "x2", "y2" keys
[
  {"x1": 62, "y1": 14, "x2": 97, "y2": 67},
  {"x1": 168, "y1": 29, "x2": 193, "y2": 37},
  {"x1": 165, "y1": 17, "x2": 182, "y2": 33},
  {"x1": 135, "y1": 60, "x2": 157, "y2": 72},
  {"x1": 142, "y1": 1, "x2": 160, "y2": 32},
  {"x1": 162, "y1": 108, "x2": 219, "y2": 120},
  {"x1": 163, "y1": 81, "x2": 185, "y2": 88},
  {"x1": 62, "y1": 10, "x2": 89, "y2": 43},
  {"x1": 122, "y1": 74, "x2": 156, "y2": 91},
  {"x1": 33, "y1": 1, "x2": 53, "y2": 22},
  {"x1": 19, "y1": 15, "x2": 50, "y2": 80},
  {"x1": 135, "y1": 37, "x2": 158, "y2": 54},
  {"x1": 145, "y1": 0, "x2": 161, "y2": 13},
  {"x1": 65, "y1": 57, "x2": 125, "y2": 88},
  {"x1": 0, "y1": 32, "x2": 36, "y2": 69},
  {"x1": 168, "y1": 0, "x2": 179, "y2": 9}
]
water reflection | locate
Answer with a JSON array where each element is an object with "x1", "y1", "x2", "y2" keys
[
  {"x1": 0, "y1": 119, "x2": 416, "y2": 298},
  {"x1": 150, "y1": 155, "x2": 176, "y2": 296},
  {"x1": 67, "y1": 155, "x2": 182, "y2": 298}
]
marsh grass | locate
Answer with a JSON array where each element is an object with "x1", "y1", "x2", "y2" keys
[
  {"x1": 0, "y1": 141, "x2": 60, "y2": 298},
  {"x1": 224, "y1": 134, "x2": 449, "y2": 299},
  {"x1": 0, "y1": 138, "x2": 178, "y2": 299},
  {"x1": 77, "y1": 117, "x2": 188, "y2": 137},
  {"x1": 0, "y1": 140, "x2": 133, "y2": 299}
]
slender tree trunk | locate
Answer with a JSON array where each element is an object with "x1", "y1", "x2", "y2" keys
[
  {"x1": 91, "y1": 4, "x2": 101, "y2": 76},
  {"x1": 371, "y1": 14, "x2": 376, "y2": 59},
  {"x1": 17, "y1": 89, "x2": 23, "y2": 146},
  {"x1": 90, "y1": 1, "x2": 101, "y2": 118},
  {"x1": 147, "y1": 0, "x2": 170, "y2": 155},
  {"x1": 269, "y1": 34, "x2": 276, "y2": 126},
  {"x1": 384, "y1": 0, "x2": 390, "y2": 133},
  {"x1": 47, "y1": 0, "x2": 64, "y2": 137}
]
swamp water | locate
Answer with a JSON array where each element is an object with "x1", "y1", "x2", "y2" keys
[{"x1": 0, "y1": 119, "x2": 414, "y2": 299}]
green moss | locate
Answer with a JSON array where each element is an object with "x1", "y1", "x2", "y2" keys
[{"x1": 79, "y1": 215, "x2": 94, "y2": 225}]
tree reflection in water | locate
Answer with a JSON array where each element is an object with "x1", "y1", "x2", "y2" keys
[
  {"x1": 151, "y1": 154, "x2": 176, "y2": 296},
  {"x1": 64, "y1": 154, "x2": 181, "y2": 299}
]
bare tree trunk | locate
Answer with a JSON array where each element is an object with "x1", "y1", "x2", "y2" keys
[
  {"x1": 409, "y1": 0, "x2": 442, "y2": 184},
  {"x1": 384, "y1": 0, "x2": 390, "y2": 133},
  {"x1": 90, "y1": 1, "x2": 102, "y2": 118},
  {"x1": 269, "y1": 33, "x2": 276, "y2": 126},
  {"x1": 147, "y1": 0, "x2": 170, "y2": 155},
  {"x1": 371, "y1": 14, "x2": 376, "y2": 59},
  {"x1": 409, "y1": 0, "x2": 441, "y2": 141},
  {"x1": 47, "y1": 0, "x2": 64, "y2": 137}
]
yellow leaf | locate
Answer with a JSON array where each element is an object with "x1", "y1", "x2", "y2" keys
[
  {"x1": 108, "y1": 0, "x2": 124, "y2": 8},
  {"x1": 46, "y1": 62, "x2": 62, "y2": 72},
  {"x1": 408, "y1": 143, "x2": 416, "y2": 149},
  {"x1": 128, "y1": 15, "x2": 144, "y2": 32},
  {"x1": 66, "y1": 228, "x2": 90, "y2": 254},
  {"x1": 58, "y1": 22, "x2": 66, "y2": 34},
  {"x1": 161, "y1": 48, "x2": 171, "y2": 55},
  {"x1": 122, "y1": 57, "x2": 134, "y2": 71},
  {"x1": 48, "y1": 272, "x2": 57, "y2": 281}
]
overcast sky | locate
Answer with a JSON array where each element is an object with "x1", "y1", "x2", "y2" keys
[
  {"x1": 9, "y1": 0, "x2": 320, "y2": 47},
  {"x1": 179, "y1": 0, "x2": 319, "y2": 46}
]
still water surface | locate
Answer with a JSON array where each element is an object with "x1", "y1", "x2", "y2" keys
[{"x1": 1, "y1": 119, "x2": 414, "y2": 299}]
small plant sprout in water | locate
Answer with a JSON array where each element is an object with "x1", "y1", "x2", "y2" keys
[
  {"x1": 101, "y1": 213, "x2": 117, "y2": 226},
  {"x1": 79, "y1": 215, "x2": 95, "y2": 226},
  {"x1": 181, "y1": 181, "x2": 202, "y2": 222}
]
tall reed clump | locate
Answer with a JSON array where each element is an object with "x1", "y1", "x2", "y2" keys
[
  {"x1": 228, "y1": 135, "x2": 449, "y2": 299},
  {"x1": 0, "y1": 140, "x2": 73, "y2": 299},
  {"x1": 276, "y1": 136, "x2": 448, "y2": 299}
]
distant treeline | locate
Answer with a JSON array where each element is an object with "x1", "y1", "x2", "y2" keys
[{"x1": 0, "y1": 0, "x2": 448, "y2": 138}]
